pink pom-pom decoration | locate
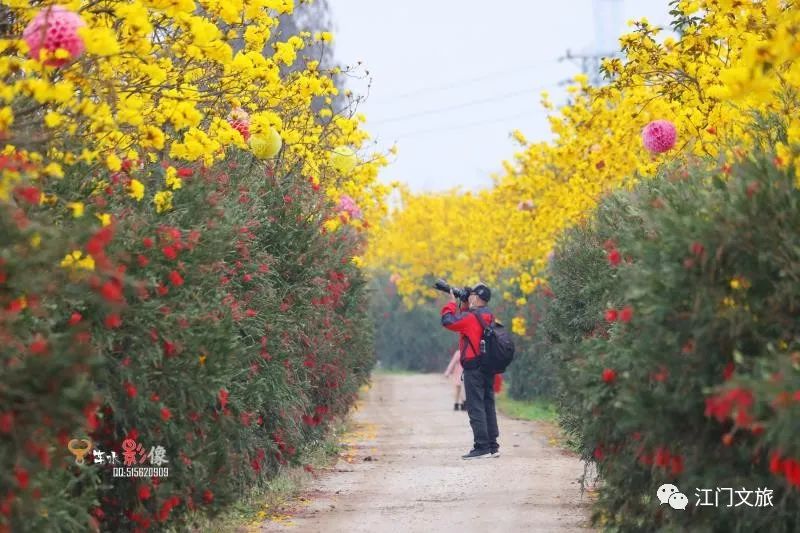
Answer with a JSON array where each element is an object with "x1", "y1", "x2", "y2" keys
[
  {"x1": 227, "y1": 108, "x2": 251, "y2": 140},
  {"x1": 642, "y1": 120, "x2": 677, "y2": 154},
  {"x1": 23, "y1": 6, "x2": 86, "y2": 67},
  {"x1": 337, "y1": 194, "x2": 362, "y2": 220}
]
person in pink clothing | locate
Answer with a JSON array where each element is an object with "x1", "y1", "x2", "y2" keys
[{"x1": 444, "y1": 349, "x2": 466, "y2": 411}]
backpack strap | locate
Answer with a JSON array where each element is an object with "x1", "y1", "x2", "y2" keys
[{"x1": 471, "y1": 310, "x2": 493, "y2": 331}]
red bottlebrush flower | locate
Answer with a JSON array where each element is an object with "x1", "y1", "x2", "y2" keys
[
  {"x1": 602, "y1": 368, "x2": 617, "y2": 383},
  {"x1": 619, "y1": 305, "x2": 633, "y2": 323},
  {"x1": 0, "y1": 412, "x2": 13, "y2": 433},
  {"x1": 784, "y1": 458, "x2": 800, "y2": 487},
  {"x1": 202, "y1": 489, "x2": 214, "y2": 504},
  {"x1": 723, "y1": 361, "x2": 735, "y2": 380},
  {"x1": 604, "y1": 309, "x2": 618, "y2": 322},
  {"x1": 162, "y1": 246, "x2": 178, "y2": 260},
  {"x1": 138, "y1": 485, "x2": 151, "y2": 500},
  {"x1": 29, "y1": 337, "x2": 48, "y2": 355},
  {"x1": 15, "y1": 186, "x2": 40, "y2": 205},
  {"x1": 137, "y1": 254, "x2": 149, "y2": 267},
  {"x1": 104, "y1": 314, "x2": 122, "y2": 329},
  {"x1": 163, "y1": 340, "x2": 177, "y2": 357},
  {"x1": 593, "y1": 445, "x2": 604, "y2": 461},
  {"x1": 124, "y1": 381, "x2": 137, "y2": 398},
  {"x1": 670, "y1": 455, "x2": 684, "y2": 475},
  {"x1": 157, "y1": 283, "x2": 168, "y2": 297},
  {"x1": 142, "y1": 237, "x2": 154, "y2": 248},
  {"x1": 242, "y1": 273, "x2": 253, "y2": 282},
  {"x1": 654, "y1": 447, "x2": 671, "y2": 467},
  {"x1": 283, "y1": 195, "x2": 292, "y2": 204},
  {"x1": 177, "y1": 167, "x2": 193, "y2": 177},
  {"x1": 7, "y1": 297, "x2": 25, "y2": 313},
  {"x1": 86, "y1": 227, "x2": 114, "y2": 256},
  {"x1": 168, "y1": 270, "x2": 184, "y2": 286},
  {"x1": 218, "y1": 389, "x2": 229, "y2": 410},
  {"x1": 246, "y1": 309, "x2": 257, "y2": 317},
  {"x1": 68, "y1": 311, "x2": 82, "y2": 325},
  {"x1": 690, "y1": 241, "x2": 705, "y2": 257},
  {"x1": 770, "y1": 452, "x2": 783, "y2": 474},
  {"x1": 607, "y1": 249, "x2": 621, "y2": 266},
  {"x1": 681, "y1": 339, "x2": 695, "y2": 354},
  {"x1": 14, "y1": 466, "x2": 29, "y2": 489},
  {"x1": 652, "y1": 366, "x2": 669, "y2": 382},
  {"x1": 100, "y1": 279, "x2": 124, "y2": 302},
  {"x1": 160, "y1": 407, "x2": 171, "y2": 422}
]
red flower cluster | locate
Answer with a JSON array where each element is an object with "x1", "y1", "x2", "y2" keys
[
  {"x1": 605, "y1": 305, "x2": 633, "y2": 323},
  {"x1": 770, "y1": 452, "x2": 800, "y2": 488},
  {"x1": 704, "y1": 387, "x2": 754, "y2": 427},
  {"x1": 602, "y1": 368, "x2": 617, "y2": 383}
]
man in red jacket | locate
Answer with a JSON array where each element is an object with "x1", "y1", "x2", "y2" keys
[{"x1": 441, "y1": 283, "x2": 499, "y2": 459}]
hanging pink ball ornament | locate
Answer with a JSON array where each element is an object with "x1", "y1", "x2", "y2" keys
[
  {"x1": 23, "y1": 6, "x2": 86, "y2": 67},
  {"x1": 642, "y1": 120, "x2": 677, "y2": 154}
]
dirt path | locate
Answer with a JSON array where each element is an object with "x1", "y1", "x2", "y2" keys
[{"x1": 258, "y1": 373, "x2": 592, "y2": 532}]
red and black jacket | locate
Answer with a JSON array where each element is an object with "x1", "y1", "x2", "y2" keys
[{"x1": 441, "y1": 302, "x2": 493, "y2": 369}]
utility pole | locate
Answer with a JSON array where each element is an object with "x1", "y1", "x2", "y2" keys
[{"x1": 559, "y1": 0, "x2": 623, "y2": 86}]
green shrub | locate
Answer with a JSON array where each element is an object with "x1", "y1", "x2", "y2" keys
[
  {"x1": 369, "y1": 274, "x2": 454, "y2": 372},
  {"x1": 548, "y1": 151, "x2": 800, "y2": 531},
  {"x1": 1, "y1": 151, "x2": 373, "y2": 531}
]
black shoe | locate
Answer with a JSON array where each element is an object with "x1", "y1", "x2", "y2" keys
[
  {"x1": 490, "y1": 442, "x2": 500, "y2": 458},
  {"x1": 453, "y1": 403, "x2": 460, "y2": 411},
  {"x1": 461, "y1": 448, "x2": 492, "y2": 460},
  {"x1": 460, "y1": 402, "x2": 467, "y2": 411}
]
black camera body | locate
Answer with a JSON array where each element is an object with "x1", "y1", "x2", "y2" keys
[{"x1": 433, "y1": 279, "x2": 471, "y2": 302}]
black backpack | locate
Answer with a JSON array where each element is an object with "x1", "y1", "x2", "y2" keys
[{"x1": 470, "y1": 311, "x2": 515, "y2": 374}]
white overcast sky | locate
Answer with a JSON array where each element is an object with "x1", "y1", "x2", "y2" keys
[{"x1": 331, "y1": 0, "x2": 673, "y2": 192}]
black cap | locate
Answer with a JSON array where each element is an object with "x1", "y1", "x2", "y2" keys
[{"x1": 471, "y1": 283, "x2": 491, "y2": 302}]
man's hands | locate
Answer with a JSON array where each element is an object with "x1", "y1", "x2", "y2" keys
[{"x1": 449, "y1": 289, "x2": 457, "y2": 303}]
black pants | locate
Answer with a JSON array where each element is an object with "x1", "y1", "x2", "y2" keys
[{"x1": 463, "y1": 368, "x2": 499, "y2": 451}]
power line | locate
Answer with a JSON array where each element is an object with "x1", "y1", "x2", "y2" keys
[
  {"x1": 369, "y1": 82, "x2": 560, "y2": 126},
  {"x1": 374, "y1": 58, "x2": 561, "y2": 102},
  {"x1": 387, "y1": 103, "x2": 566, "y2": 140}
]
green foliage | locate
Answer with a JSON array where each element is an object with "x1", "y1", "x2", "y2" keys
[
  {"x1": 0, "y1": 151, "x2": 374, "y2": 531},
  {"x1": 506, "y1": 291, "x2": 559, "y2": 401},
  {"x1": 547, "y1": 151, "x2": 800, "y2": 531},
  {"x1": 369, "y1": 274, "x2": 454, "y2": 372}
]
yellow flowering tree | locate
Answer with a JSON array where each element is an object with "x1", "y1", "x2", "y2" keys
[{"x1": 366, "y1": 0, "x2": 800, "y2": 330}]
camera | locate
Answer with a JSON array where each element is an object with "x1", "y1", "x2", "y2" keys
[{"x1": 433, "y1": 279, "x2": 471, "y2": 302}]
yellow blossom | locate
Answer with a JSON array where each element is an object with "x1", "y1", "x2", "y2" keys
[
  {"x1": 129, "y1": 179, "x2": 145, "y2": 201},
  {"x1": 154, "y1": 190, "x2": 173, "y2": 213},
  {"x1": 60, "y1": 251, "x2": 95, "y2": 271},
  {"x1": 67, "y1": 202, "x2": 85, "y2": 218}
]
